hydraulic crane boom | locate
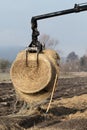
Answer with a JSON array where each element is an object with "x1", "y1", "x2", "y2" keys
[
  {"x1": 31, "y1": 3, "x2": 87, "y2": 22},
  {"x1": 29, "y1": 3, "x2": 87, "y2": 52}
]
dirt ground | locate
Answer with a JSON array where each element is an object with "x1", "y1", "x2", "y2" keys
[{"x1": 0, "y1": 75, "x2": 87, "y2": 130}]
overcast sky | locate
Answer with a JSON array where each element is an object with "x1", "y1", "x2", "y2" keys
[{"x1": 0, "y1": 0, "x2": 87, "y2": 56}]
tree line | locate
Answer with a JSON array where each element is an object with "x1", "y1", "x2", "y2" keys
[
  {"x1": 61, "y1": 51, "x2": 87, "y2": 72},
  {"x1": 0, "y1": 51, "x2": 87, "y2": 73}
]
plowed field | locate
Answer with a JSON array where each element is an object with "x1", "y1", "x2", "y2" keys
[{"x1": 0, "y1": 76, "x2": 87, "y2": 130}]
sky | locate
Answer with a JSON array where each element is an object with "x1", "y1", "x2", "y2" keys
[{"x1": 0, "y1": 0, "x2": 87, "y2": 57}]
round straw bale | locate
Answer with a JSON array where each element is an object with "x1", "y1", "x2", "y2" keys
[
  {"x1": 10, "y1": 49, "x2": 60, "y2": 104},
  {"x1": 10, "y1": 50, "x2": 56, "y2": 94}
]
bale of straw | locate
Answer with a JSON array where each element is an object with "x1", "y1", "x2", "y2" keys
[
  {"x1": 10, "y1": 50, "x2": 57, "y2": 93},
  {"x1": 10, "y1": 49, "x2": 60, "y2": 104}
]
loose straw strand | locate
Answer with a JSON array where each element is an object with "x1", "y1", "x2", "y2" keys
[{"x1": 46, "y1": 74, "x2": 58, "y2": 113}]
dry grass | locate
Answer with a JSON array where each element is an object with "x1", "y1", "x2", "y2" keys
[
  {"x1": 53, "y1": 94, "x2": 87, "y2": 109},
  {"x1": 0, "y1": 72, "x2": 10, "y2": 82},
  {"x1": 60, "y1": 72, "x2": 87, "y2": 78}
]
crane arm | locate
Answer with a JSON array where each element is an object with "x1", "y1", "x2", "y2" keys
[
  {"x1": 29, "y1": 3, "x2": 87, "y2": 51},
  {"x1": 31, "y1": 3, "x2": 87, "y2": 23}
]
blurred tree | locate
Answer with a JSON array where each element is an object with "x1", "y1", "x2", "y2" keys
[
  {"x1": 80, "y1": 55, "x2": 87, "y2": 71},
  {"x1": 39, "y1": 34, "x2": 59, "y2": 52},
  {"x1": 64, "y1": 52, "x2": 80, "y2": 72},
  {"x1": 0, "y1": 59, "x2": 11, "y2": 72},
  {"x1": 66, "y1": 52, "x2": 79, "y2": 62}
]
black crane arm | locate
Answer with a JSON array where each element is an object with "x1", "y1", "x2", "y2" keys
[
  {"x1": 31, "y1": 3, "x2": 87, "y2": 24},
  {"x1": 29, "y1": 3, "x2": 87, "y2": 52}
]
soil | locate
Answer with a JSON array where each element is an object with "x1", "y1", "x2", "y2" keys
[{"x1": 0, "y1": 76, "x2": 87, "y2": 130}]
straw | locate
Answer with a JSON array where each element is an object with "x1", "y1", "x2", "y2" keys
[{"x1": 10, "y1": 49, "x2": 60, "y2": 104}]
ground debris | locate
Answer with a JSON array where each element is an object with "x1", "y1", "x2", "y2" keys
[{"x1": 0, "y1": 77, "x2": 87, "y2": 130}]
